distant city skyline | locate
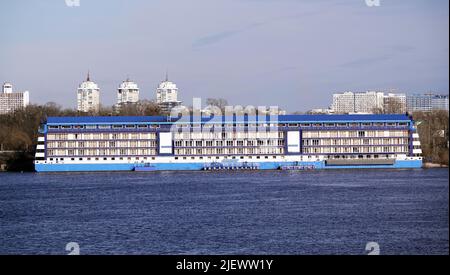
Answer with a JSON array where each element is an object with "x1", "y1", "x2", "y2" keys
[{"x1": 0, "y1": 0, "x2": 448, "y2": 112}]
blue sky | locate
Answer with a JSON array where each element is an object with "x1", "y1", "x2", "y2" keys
[{"x1": 0, "y1": 0, "x2": 448, "y2": 112}]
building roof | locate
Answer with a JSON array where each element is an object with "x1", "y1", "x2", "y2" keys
[
  {"x1": 47, "y1": 116, "x2": 169, "y2": 124},
  {"x1": 46, "y1": 114, "x2": 412, "y2": 125},
  {"x1": 158, "y1": 81, "x2": 177, "y2": 89},
  {"x1": 119, "y1": 80, "x2": 139, "y2": 90}
]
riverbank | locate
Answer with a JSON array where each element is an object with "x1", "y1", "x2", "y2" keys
[
  {"x1": 0, "y1": 151, "x2": 35, "y2": 172},
  {"x1": 423, "y1": 162, "x2": 449, "y2": 168},
  {"x1": 0, "y1": 160, "x2": 448, "y2": 172}
]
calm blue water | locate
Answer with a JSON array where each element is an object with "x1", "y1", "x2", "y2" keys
[{"x1": 0, "y1": 169, "x2": 448, "y2": 255}]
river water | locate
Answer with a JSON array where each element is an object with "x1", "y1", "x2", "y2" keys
[{"x1": 0, "y1": 168, "x2": 448, "y2": 255}]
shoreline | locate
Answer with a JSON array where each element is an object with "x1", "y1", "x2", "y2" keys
[
  {"x1": 423, "y1": 162, "x2": 449, "y2": 168},
  {"x1": 1, "y1": 165, "x2": 449, "y2": 173}
]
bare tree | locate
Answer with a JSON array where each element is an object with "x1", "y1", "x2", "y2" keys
[
  {"x1": 413, "y1": 110, "x2": 449, "y2": 165},
  {"x1": 206, "y1": 98, "x2": 228, "y2": 113},
  {"x1": 371, "y1": 107, "x2": 384, "y2": 114},
  {"x1": 383, "y1": 98, "x2": 405, "y2": 114}
]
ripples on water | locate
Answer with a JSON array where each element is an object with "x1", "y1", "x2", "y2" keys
[{"x1": 0, "y1": 169, "x2": 448, "y2": 255}]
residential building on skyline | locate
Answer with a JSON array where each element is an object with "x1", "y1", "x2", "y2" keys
[
  {"x1": 332, "y1": 92, "x2": 356, "y2": 114},
  {"x1": 77, "y1": 73, "x2": 100, "y2": 113},
  {"x1": 0, "y1": 82, "x2": 29, "y2": 114},
  {"x1": 407, "y1": 94, "x2": 449, "y2": 112},
  {"x1": 2, "y1": 76, "x2": 448, "y2": 115},
  {"x1": 354, "y1": 91, "x2": 385, "y2": 113},
  {"x1": 156, "y1": 73, "x2": 182, "y2": 113},
  {"x1": 332, "y1": 91, "x2": 406, "y2": 114},
  {"x1": 115, "y1": 78, "x2": 140, "y2": 111}
]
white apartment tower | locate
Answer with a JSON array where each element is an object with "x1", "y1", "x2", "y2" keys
[
  {"x1": 332, "y1": 91, "x2": 405, "y2": 114},
  {"x1": 354, "y1": 91, "x2": 385, "y2": 113},
  {"x1": 116, "y1": 78, "x2": 139, "y2": 108},
  {"x1": 156, "y1": 73, "x2": 182, "y2": 113},
  {"x1": 0, "y1": 82, "x2": 30, "y2": 114},
  {"x1": 3, "y1": 82, "x2": 13, "y2": 94},
  {"x1": 332, "y1": 92, "x2": 355, "y2": 114},
  {"x1": 77, "y1": 72, "x2": 100, "y2": 113}
]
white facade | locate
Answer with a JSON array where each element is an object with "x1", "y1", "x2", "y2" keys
[
  {"x1": 116, "y1": 79, "x2": 139, "y2": 107},
  {"x1": 308, "y1": 108, "x2": 335, "y2": 114},
  {"x1": 407, "y1": 94, "x2": 449, "y2": 112},
  {"x1": 0, "y1": 82, "x2": 29, "y2": 114},
  {"x1": 287, "y1": 131, "x2": 300, "y2": 153},
  {"x1": 2, "y1": 82, "x2": 13, "y2": 94},
  {"x1": 156, "y1": 80, "x2": 179, "y2": 103},
  {"x1": 77, "y1": 73, "x2": 100, "y2": 113},
  {"x1": 332, "y1": 91, "x2": 406, "y2": 114},
  {"x1": 430, "y1": 94, "x2": 449, "y2": 111},
  {"x1": 156, "y1": 75, "x2": 182, "y2": 113},
  {"x1": 332, "y1": 92, "x2": 356, "y2": 113},
  {"x1": 355, "y1": 91, "x2": 384, "y2": 113}
]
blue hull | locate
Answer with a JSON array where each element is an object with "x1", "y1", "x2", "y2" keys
[
  {"x1": 134, "y1": 166, "x2": 157, "y2": 172},
  {"x1": 35, "y1": 160, "x2": 422, "y2": 172}
]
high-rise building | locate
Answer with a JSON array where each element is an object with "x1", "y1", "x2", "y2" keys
[
  {"x1": 77, "y1": 72, "x2": 100, "y2": 113},
  {"x1": 2, "y1": 82, "x2": 12, "y2": 94},
  {"x1": 355, "y1": 91, "x2": 385, "y2": 113},
  {"x1": 431, "y1": 94, "x2": 449, "y2": 111},
  {"x1": 156, "y1": 73, "x2": 182, "y2": 113},
  {"x1": 332, "y1": 92, "x2": 355, "y2": 114},
  {"x1": 0, "y1": 82, "x2": 29, "y2": 114},
  {"x1": 332, "y1": 91, "x2": 406, "y2": 114},
  {"x1": 116, "y1": 78, "x2": 139, "y2": 110},
  {"x1": 406, "y1": 94, "x2": 449, "y2": 112}
]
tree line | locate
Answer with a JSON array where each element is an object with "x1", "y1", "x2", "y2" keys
[
  {"x1": 412, "y1": 110, "x2": 449, "y2": 166},
  {"x1": 0, "y1": 101, "x2": 161, "y2": 152},
  {"x1": 0, "y1": 101, "x2": 161, "y2": 171}
]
